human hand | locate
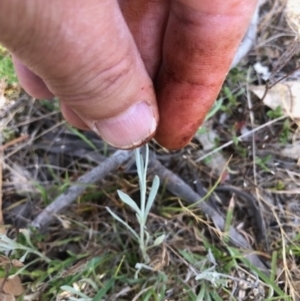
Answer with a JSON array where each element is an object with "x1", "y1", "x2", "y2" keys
[{"x1": 0, "y1": 0, "x2": 258, "y2": 150}]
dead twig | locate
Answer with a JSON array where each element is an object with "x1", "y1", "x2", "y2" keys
[
  {"x1": 0, "y1": 135, "x2": 29, "y2": 151},
  {"x1": 195, "y1": 115, "x2": 286, "y2": 162},
  {"x1": 0, "y1": 94, "x2": 31, "y2": 121},
  {"x1": 30, "y1": 150, "x2": 132, "y2": 230}
]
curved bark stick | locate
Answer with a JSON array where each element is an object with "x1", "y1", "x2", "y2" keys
[{"x1": 30, "y1": 150, "x2": 131, "y2": 230}]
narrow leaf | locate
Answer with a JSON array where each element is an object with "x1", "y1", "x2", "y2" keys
[
  {"x1": 139, "y1": 155, "x2": 145, "y2": 182},
  {"x1": 153, "y1": 234, "x2": 166, "y2": 247},
  {"x1": 197, "y1": 285, "x2": 206, "y2": 301},
  {"x1": 106, "y1": 207, "x2": 139, "y2": 241},
  {"x1": 61, "y1": 286, "x2": 91, "y2": 300},
  {"x1": 135, "y1": 148, "x2": 143, "y2": 180},
  {"x1": 145, "y1": 175, "x2": 160, "y2": 217},
  {"x1": 92, "y1": 278, "x2": 114, "y2": 301},
  {"x1": 145, "y1": 230, "x2": 150, "y2": 246},
  {"x1": 144, "y1": 144, "x2": 149, "y2": 173},
  {"x1": 20, "y1": 229, "x2": 34, "y2": 248},
  {"x1": 117, "y1": 190, "x2": 141, "y2": 215},
  {"x1": 136, "y1": 212, "x2": 142, "y2": 225},
  {"x1": 19, "y1": 251, "x2": 29, "y2": 262}
]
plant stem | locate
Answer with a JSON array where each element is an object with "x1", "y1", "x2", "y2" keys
[{"x1": 135, "y1": 146, "x2": 149, "y2": 262}]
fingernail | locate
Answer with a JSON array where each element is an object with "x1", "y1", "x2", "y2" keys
[{"x1": 94, "y1": 101, "x2": 157, "y2": 149}]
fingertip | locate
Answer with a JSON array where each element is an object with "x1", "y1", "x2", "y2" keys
[
  {"x1": 60, "y1": 103, "x2": 90, "y2": 131},
  {"x1": 154, "y1": 83, "x2": 209, "y2": 150},
  {"x1": 154, "y1": 0, "x2": 258, "y2": 150},
  {"x1": 93, "y1": 101, "x2": 157, "y2": 149},
  {"x1": 12, "y1": 56, "x2": 54, "y2": 99}
]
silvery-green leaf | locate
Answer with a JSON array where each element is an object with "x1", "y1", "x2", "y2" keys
[
  {"x1": 78, "y1": 278, "x2": 98, "y2": 291},
  {"x1": 61, "y1": 286, "x2": 92, "y2": 300},
  {"x1": 145, "y1": 175, "x2": 160, "y2": 217},
  {"x1": 140, "y1": 152, "x2": 145, "y2": 171},
  {"x1": 134, "y1": 263, "x2": 142, "y2": 279},
  {"x1": 153, "y1": 234, "x2": 166, "y2": 247},
  {"x1": 206, "y1": 292, "x2": 212, "y2": 301},
  {"x1": 197, "y1": 285, "x2": 206, "y2": 301},
  {"x1": 135, "y1": 263, "x2": 154, "y2": 278},
  {"x1": 207, "y1": 248, "x2": 217, "y2": 265},
  {"x1": 117, "y1": 190, "x2": 141, "y2": 215},
  {"x1": 195, "y1": 266, "x2": 219, "y2": 281},
  {"x1": 135, "y1": 148, "x2": 143, "y2": 180},
  {"x1": 136, "y1": 212, "x2": 142, "y2": 224},
  {"x1": 0, "y1": 242, "x2": 12, "y2": 251},
  {"x1": 106, "y1": 207, "x2": 139, "y2": 241},
  {"x1": 144, "y1": 144, "x2": 149, "y2": 172},
  {"x1": 20, "y1": 251, "x2": 29, "y2": 262},
  {"x1": 145, "y1": 230, "x2": 150, "y2": 246},
  {"x1": 0, "y1": 235, "x2": 18, "y2": 249},
  {"x1": 20, "y1": 229, "x2": 34, "y2": 248}
]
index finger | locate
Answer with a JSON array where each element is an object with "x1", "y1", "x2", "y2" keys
[{"x1": 154, "y1": 0, "x2": 259, "y2": 149}]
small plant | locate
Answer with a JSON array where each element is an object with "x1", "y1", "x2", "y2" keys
[
  {"x1": 279, "y1": 118, "x2": 290, "y2": 144},
  {"x1": 180, "y1": 248, "x2": 234, "y2": 301},
  {"x1": 0, "y1": 230, "x2": 50, "y2": 264},
  {"x1": 106, "y1": 144, "x2": 164, "y2": 264},
  {"x1": 267, "y1": 106, "x2": 283, "y2": 119},
  {"x1": 255, "y1": 154, "x2": 273, "y2": 173}
]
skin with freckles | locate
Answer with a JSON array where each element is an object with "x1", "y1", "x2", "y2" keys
[
  {"x1": 0, "y1": 0, "x2": 258, "y2": 150},
  {"x1": 155, "y1": 0, "x2": 258, "y2": 148}
]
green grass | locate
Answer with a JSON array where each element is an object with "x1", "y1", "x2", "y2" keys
[
  {"x1": 0, "y1": 182, "x2": 289, "y2": 301},
  {"x1": 0, "y1": 162, "x2": 297, "y2": 300},
  {"x1": 0, "y1": 45, "x2": 17, "y2": 84}
]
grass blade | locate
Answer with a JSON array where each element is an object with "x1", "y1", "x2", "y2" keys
[
  {"x1": 68, "y1": 126, "x2": 98, "y2": 152},
  {"x1": 92, "y1": 278, "x2": 115, "y2": 301},
  {"x1": 68, "y1": 126, "x2": 99, "y2": 152}
]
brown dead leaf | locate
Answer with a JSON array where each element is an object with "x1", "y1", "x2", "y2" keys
[
  {"x1": 280, "y1": 141, "x2": 300, "y2": 159},
  {"x1": 0, "y1": 255, "x2": 11, "y2": 268},
  {"x1": 250, "y1": 81, "x2": 300, "y2": 120},
  {"x1": 195, "y1": 123, "x2": 228, "y2": 178},
  {"x1": 11, "y1": 260, "x2": 24, "y2": 269},
  {"x1": 151, "y1": 244, "x2": 169, "y2": 272},
  {"x1": 0, "y1": 292, "x2": 15, "y2": 301},
  {"x1": 9, "y1": 163, "x2": 37, "y2": 195},
  {"x1": 0, "y1": 256, "x2": 24, "y2": 296},
  {"x1": 0, "y1": 276, "x2": 24, "y2": 297}
]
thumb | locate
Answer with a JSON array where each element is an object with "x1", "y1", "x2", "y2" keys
[{"x1": 0, "y1": 0, "x2": 158, "y2": 149}]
